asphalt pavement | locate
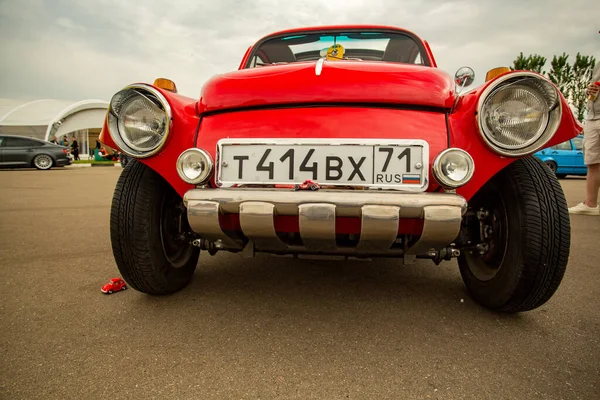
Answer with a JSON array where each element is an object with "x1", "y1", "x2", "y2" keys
[{"x1": 0, "y1": 166, "x2": 598, "y2": 400}]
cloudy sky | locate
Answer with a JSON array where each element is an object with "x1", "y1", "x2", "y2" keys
[{"x1": 0, "y1": 0, "x2": 598, "y2": 102}]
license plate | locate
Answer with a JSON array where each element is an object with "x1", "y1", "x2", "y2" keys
[{"x1": 216, "y1": 139, "x2": 429, "y2": 191}]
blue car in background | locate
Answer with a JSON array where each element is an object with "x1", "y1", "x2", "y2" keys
[{"x1": 534, "y1": 135, "x2": 586, "y2": 178}]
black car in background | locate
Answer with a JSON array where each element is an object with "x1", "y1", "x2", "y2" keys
[{"x1": 0, "y1": 135, "x2": 72, "y2": 170}]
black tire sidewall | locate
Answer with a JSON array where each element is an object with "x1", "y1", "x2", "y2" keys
[
  {"x1": 110, "y1": 161, "x2": 199, "y2": 294},
  {"x1": 458, "y1": 156, "x2": 569, "y2": 312},
  {"x1": 144, "y1": 171, "x2": 197, "y2": 287}
]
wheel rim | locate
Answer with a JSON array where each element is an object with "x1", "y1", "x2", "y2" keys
[
  {"x1": 35, "y1": 155, "x2": 52, "y2": 169},
  {"x1": 464, "y1": 187, "x2": 509, "y2": 281},
  {"x1": 159, "y1": 189, "x2": 196, "y2": 268},
  {"x1": 546, "y1": 162, "x2": 556, "y2": 172}
]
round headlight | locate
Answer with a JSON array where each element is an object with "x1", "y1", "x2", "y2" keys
[
  {"x1": 177, "y1": 148, "x2": 213, "y2": 184},
  {"x1": 477, "y1": 73, "x2": 562, "y2": 156},
  {"x1": 433, "y1": 148, "x2": 475, "y2": 189},
  {"x1": 107, "y1": 84, "x2": 171, "y2": 158}
]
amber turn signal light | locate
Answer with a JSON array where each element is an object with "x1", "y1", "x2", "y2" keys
[
  {"x1": 485, "y1": 67, "x2": 511, "y2": 82},
  {"x1": 153, "y1": 78, "x2": 177, "y2": 93}
]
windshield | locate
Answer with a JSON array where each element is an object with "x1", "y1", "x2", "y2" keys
[{"x1": 246, "y1": 30, "x2": 429, "y2": 68}]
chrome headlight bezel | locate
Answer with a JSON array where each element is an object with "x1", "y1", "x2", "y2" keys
[
  {"x1": 107, "y1": 83, "x2": 172, "y2": 158},
  {"x1": 476, "y1": 72, "x2": 562, "y2": 157}
]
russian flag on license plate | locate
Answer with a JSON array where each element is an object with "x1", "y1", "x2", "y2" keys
[{"x1": 402, "y1": 174, "x2": 421, "y2": 184}]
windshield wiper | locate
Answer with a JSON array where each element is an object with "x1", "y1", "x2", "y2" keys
[{"x1": 256, "y1": 62, "x2": 289, "y2": 66}]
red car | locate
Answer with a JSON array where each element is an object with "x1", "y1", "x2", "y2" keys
[
  {"x1": 99, "y1": 25, "x2": 581, "y2": 313},
  {"x1": 101, "y1": 278, "x2": 127, "y2": 294}
]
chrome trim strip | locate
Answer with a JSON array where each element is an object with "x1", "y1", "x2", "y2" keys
[
  {"x1": 315, "y1": 57, "x2": 325, "y2": 76},
  {"x1": 298, "y1": 203, "x2": 337, "y2": 251},
  {"x1": 215, "y1": 138, "x2": 429, "y2": 192},
  {"x1": 184, "y1": 189, "x2": 466, "y2": 218},
  {"x1": 186, "y1": 200, "x2": 243, "y2": 249},
  {"x1": 239, "y1": 202, "x2": 287, "y2": 251},
  {"x1": 405, "y1": 206, "x2": 462, "y2": 255},
  {"x1": 356, "y1": 205, "x2": 400, "y2": 252}
]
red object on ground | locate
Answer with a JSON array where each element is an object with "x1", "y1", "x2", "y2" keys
[{"x1": 101, "y1": 278, "x2": 127, "y2": 294}]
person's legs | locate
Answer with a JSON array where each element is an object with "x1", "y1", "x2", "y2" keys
[
  {"x1": 569, "y1": 119, "x2": 600, "y2": 215},
  {"x1": 585, "y1": 163, "x2": 599, "y2": 207}
]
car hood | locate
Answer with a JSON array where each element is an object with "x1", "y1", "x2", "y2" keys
[{"x1": 198, "y1": 61, "x2": 456, "y2": 113}]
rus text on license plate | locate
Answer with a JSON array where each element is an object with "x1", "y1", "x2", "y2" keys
[{"x1": 216, "y1": 139, "x2": 428, "y2": 191}]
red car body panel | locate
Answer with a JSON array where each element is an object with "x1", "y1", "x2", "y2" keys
[
  {"x1": 99, "y1": 25, "x2": 583, "y2": 236},
  {"x1": 196, "y1": 107, "x2": 448, "y2": 185},
  {"x1": 198, "y1": 62, "x2": 455, "y2": 113}
]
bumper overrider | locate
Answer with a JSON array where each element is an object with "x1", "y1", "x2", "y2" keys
[{"x1": 183, "y1": 188, "x2": 467, "y2": 258}]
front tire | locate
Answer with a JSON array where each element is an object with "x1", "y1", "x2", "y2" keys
[
  {"x1": 458, "y1": 156, "x2": 570, "y2": 313},
  {"x1": 110, "y1": 160, "x2": 200, "y2": 294}
]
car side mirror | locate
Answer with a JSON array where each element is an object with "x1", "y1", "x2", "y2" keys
[{"x1": 454, "y1": 67, "x2": 475, "y2": 93}]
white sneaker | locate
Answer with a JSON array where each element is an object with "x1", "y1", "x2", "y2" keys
[{"x1": 568, "y1": 203, "x2": 600, "y2": 216}]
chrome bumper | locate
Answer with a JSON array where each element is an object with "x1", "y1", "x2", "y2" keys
[{"x1": 183, "y1": 189, "x2": 467, "y2": 257}]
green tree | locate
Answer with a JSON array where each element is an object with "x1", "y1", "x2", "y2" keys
[
  {"x1": 570, "y1": 53, "x2": 596, "y2": 121},
  {"x1": 548, "y1": 53, "x2": 572, "y2": 99},
  {"x1": 511, "y1": 52, "x2": 596, "y2": 121},
  {"x1": 511, "y1": 52, "x2": 547, "y2": 74}
]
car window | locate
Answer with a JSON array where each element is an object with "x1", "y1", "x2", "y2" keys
[
  {"x1": 247, "y1": 30, "x2": 429, "y2": 67},
  {"x1": 4, "y1": 137, "x2": 40, "y2": 147},
  {"x1": 248, "y1": 54, "x2": 267, "y2": 68},
  {"x1": 553, "y1": 141, "x2": 572, "y2": 151},
  {"x1": 573, "y1": 137, "x2": 583, "y2": 151}
]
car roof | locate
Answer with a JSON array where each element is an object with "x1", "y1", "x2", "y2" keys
[
  {"x1": 261, "y1": 24, "x2": 419, "y2": 38},
  {"x1": 0, "y1": 134, "x2": 45, "y2": 142},
  {"x1": 245, "y1": 24, "x2": 433, "y2": 69},
  {"x1": 0, "y1": 135, "x2": 67, "y2": 147},
  {"x1": 254, "y1": 25, "x2": 425, "y2": 47}
]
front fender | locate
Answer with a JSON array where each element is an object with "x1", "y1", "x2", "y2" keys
[
  {"x1": 533, "y1": 154, "x2": 556, "y2": 164},
  {"x1": 449, "y1": 74, "x2": 581, "y2": 201},
  {"x1": 99, "y1": 85, "x2": 199, "y2": 197}
]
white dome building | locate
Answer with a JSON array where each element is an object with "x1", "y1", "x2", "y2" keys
[{"x1": 0, "y1": 98, "x2": 109, "y2": 157}]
